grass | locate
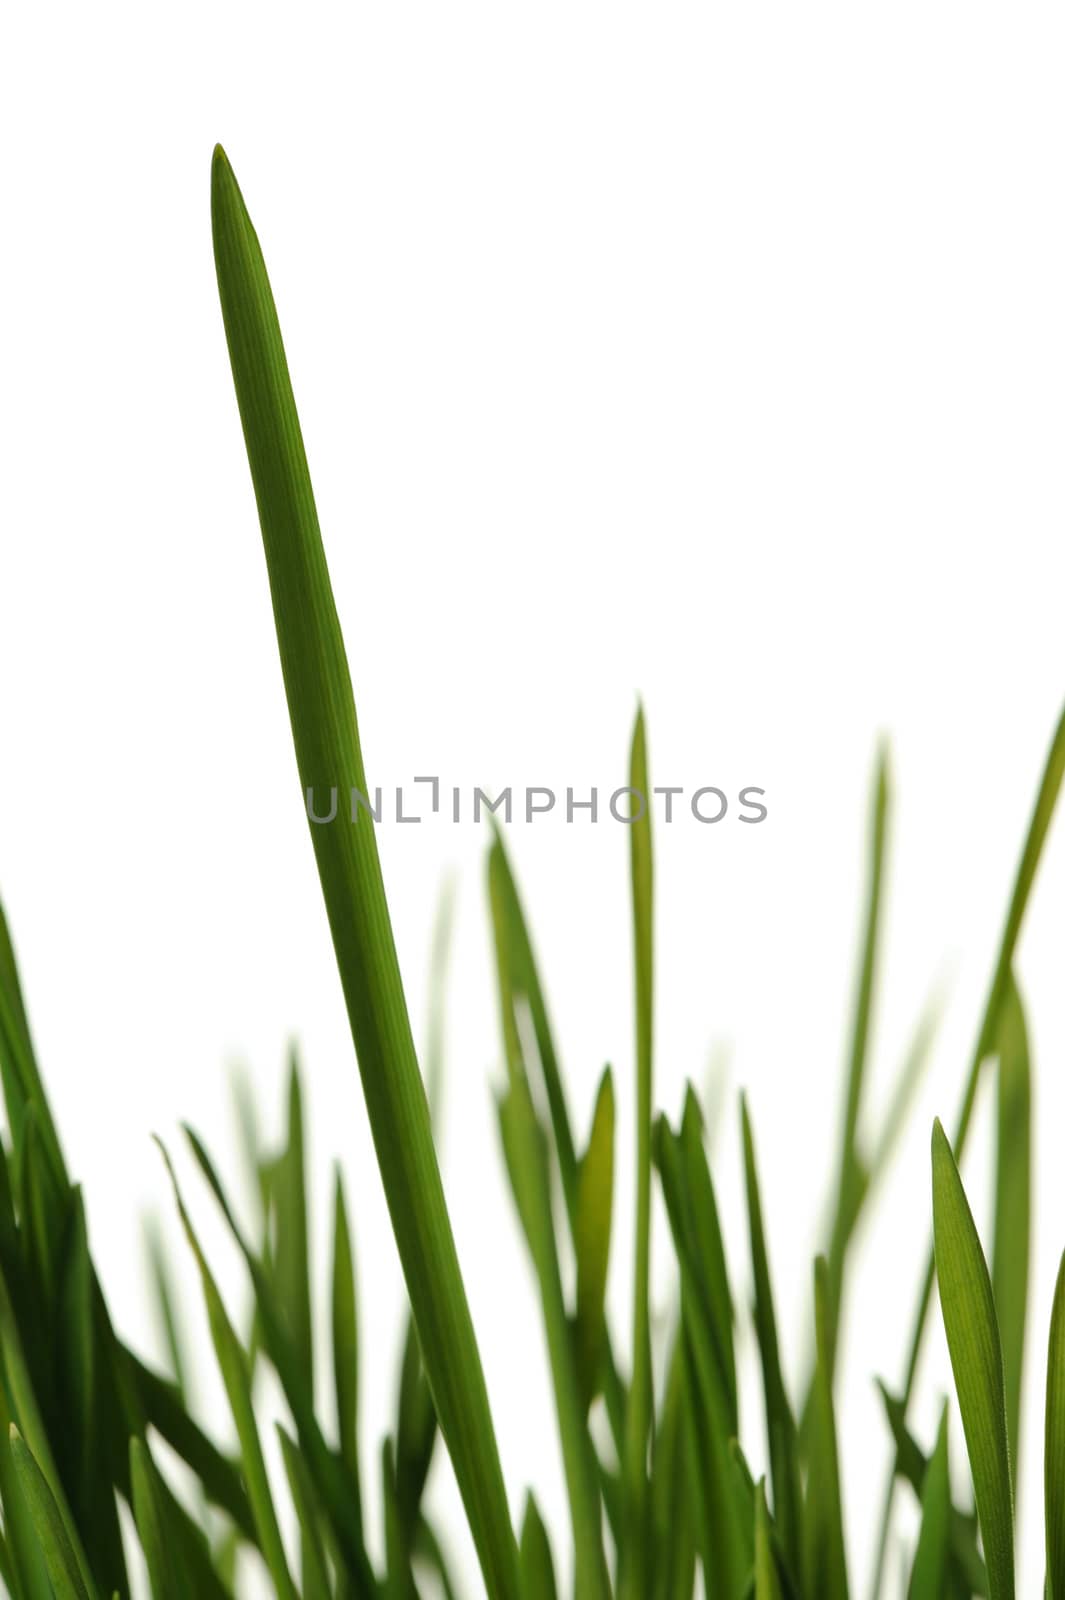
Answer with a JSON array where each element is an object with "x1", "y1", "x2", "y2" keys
[{"x1": 0, "y1": 143, "x2": 1062, "y2": 1596}]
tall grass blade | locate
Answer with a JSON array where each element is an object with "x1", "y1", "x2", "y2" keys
[
  {"x1": 990, "y1": 973, "x2": 1031, "y2": 1472},
  {"x1": 274, "y1": 1053, "x2": 314, "y2": 1388},
  {"x1": 575, "y1": 1065, "x2": 615, "y2": 1412},
  {"x1": 741, "y1": 1095, "x2": 802, "y2": 1586},
  {"x1": 519, "y1": 1493, "x2": 559, "y2": 1600},
  {"x1": 804, "y1": 1258, "x2": 848, "y2": 1600},
  {"x1": 932, "y1": 1120, "x2": 1014, "y2": 1600},
  {"x1": 331, "y1": 1166, "x2": 360, "y2": 1498},
  {"x1": 211, "y1": 143, "x2": 520, "y2": 1600},
  {"x1": 621, "y1": 705, "x2": 654, "y2": 1600},
  {"x1": 10, "y1": 1427, "x2": 94, "y2": 1600},
  {"x1": 754, "y1": 1479, "x2": 784, "y2": 1600}
]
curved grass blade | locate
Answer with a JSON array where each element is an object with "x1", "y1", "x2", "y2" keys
[
  {"x1": 1045, "y1": 1252, "x2": 1065, "y2": 1599},
  {"x1": 741, "y1": 1095, "x2": 802, "y2": 1585},
  {"x1": 931, "y1": 1121, "x2": 1014, "y2": 1600},
  {"x1": 10, "y1": 1427, "x2": 94, "y2": 1600},
  {"x1": 990, "y1": 973, "x2": 1031, "y2": 1473},
  {"x1": 875, "y1": 707, "x2": 1065, "y2": 1594},
  {"x1": 621, "y1": 705, "x2": 654, "y2": 1600},
  {"x1": 575, "y1": 1065, "x2": 615, "y2": 1412},
  {"x1": 907, "y1": 1406, "x2": 951, "y2": 1600},
  {"x1": 212, "y1": 143, "x2": 519, "y2": 1600}
]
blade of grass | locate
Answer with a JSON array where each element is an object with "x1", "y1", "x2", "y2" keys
[
  {"x1": 804, "y1": 1258, "x2": 848, "y2": 1600},
  {"x1": 621, "y1": 705, "x2": 654, "y2": 1600},
  {"x1": 932, "y1": 1120, "x2": 1014, "y2": 1600},
  {"x1": 1045, "y1": 1252, "x2": 1065, "y2": 1600},
  {"x1": 332, "y1": 1166, "x2": 361, "y2": 1505},
  {"x1": 755, "y1": 1479, "x2": 785, "y2": 1600},
  {"x1": 498, "y1": 1076, "x2": 611, "y2": 1600},
  {"x1": 211, "y1": 147, "x2": 518, "y2": 1600},
  {"x1": 129, "y1": 1436, "x2": 195, "y2": 1600},
  {"x1": 9, "y1": 1427, "x2": 94, "y2": 1600},
  {"x1": 212, "y1": 143, "x2": 519, "y2": 1600},
  {"x1": 277, "y1": 1425, "x2": 332, "y2": 1600},
  {"x1": 907, "y1": 1406, "x2": 951, "y2": 1600},
  {"x1": 874, "y1": 707, "x2": 1065, "y2": 1597},
  {"x1": 519, "y1": 1493, "x2": 559, "y2": 1600},
  {"x1": 575, "y1": 1066, "x2": 615, "y2": 1413},
  {"x1": 990, "y1": 972, "x2": 1031, "y2": 1474},
  {"x1": 274, "y1": 1053, "x2": 313, "y2": 1390},
  {"x1": 157, "y1": 1141, "x2": 297, "y2": 1600},
  {"x1": 741, "y1": 1095, "x2": 802, "y2": 1586}
]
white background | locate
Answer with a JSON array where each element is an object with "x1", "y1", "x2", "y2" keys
[{"x1": 2, "y1": 5, "x2": 1065, "y2": 1594}]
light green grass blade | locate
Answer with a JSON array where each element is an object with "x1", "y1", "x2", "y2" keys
[
  {"x1": 519, "y1": 1493, "x2": 559, "y2": 1600},
  {"x1": 621, "y1": 705, "x2": 654, "y2": 1600},
  {"x1": 575, "y1": 1065, "x2": 615, "y2": 1412},
  {"x1": 1044, "y1": 1252, "x2": 1065, "y2": 1600},
  {"x1": 803, "y1": 1258, "x2": 848, "y2": 1600},
  {"x1": 129, "y1": 1437, "x2": 194, "y2": 1600},
  {"x1": 907, "y1": 1406, "x2": 951, "y2": 1600},
  {"x1": 498, "y1": 1077, "x2": 610, "y2": 1600},
  {"x1": 158, "y1": 1143, "x2": 297, "y2": 1600},
  {"x1": 932, "y1": 1120, "x2": 1014, "y2": 1600},
  {"x1": 10, "y1": 1427, "x2": 94, "y2": 1600},
  {"x1": 741, "y1": 1095, "x2": 802, "y2": 1586},
  {"x1": 145, "y1": 1217, "x2": 190, "y2": 1402},
  {"x1": 990, "y1": 973, "x2": 1031, "y2": 1473},
  {"x1": 754, "y1": 1479, "x2": 784, "y2": 1600},
  {"x1": 212, "y1": 143, "x2": 519, "y2": 1600},
  {"x1": 331, "y1": 1166, "x2": 361, "y2": 1502},
  {"x1": 826, "y1": 744, "x2": 889, "y2": 1353},
  {"x1": 274, "y1": 1053, "x2": 313, "y2": 1389},
  {"x1": 650, "y1": 1340, "x2": 696, "y2": 1600},
  {"x1": 875, "y1": 707, "x2": 1065, "y2": 1592}
]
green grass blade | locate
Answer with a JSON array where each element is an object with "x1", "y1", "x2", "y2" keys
[
  {"x1": 211, "y1": 143, "x2": 519, "y2": 1600},
  {"x1": 575, "y1": 1065, "x2": 615, "y2": 1412},
  {"x1": 498, "y1": 1077, "x2": 611, "y2": 1600},
  {"x1": 875, "y1": 707, "x2": 1065, "y2": 1594},
  {"x1": 277, "y1": 1425, "x2": 332, "y2": 1600},
  {"x1": 381, "y1": 1439, "x2": 416, "y2": 1600},
  {"x1": 907, "y1": 1406, "x2": 951, "y2": 1600},
  {"x1": 395, "y1": 1317, "x2": 436, "y2": 1551},
  {"x1": 274, "y1": 1052, "x2": 313, "y2": 1389},
  {"x1": 803, "y1": 1258, "x2": 848, "y2": 1600},
  {"x1": 129, "y1": 1437, "x2": 194, "y2": 1600},
  {"x1": 621, "y1": 705, "x2": 654, "y2": 1600},
  {"x1": 1044, "y1": 1252, "x2": 1065, "y2": 1599},
  {"x1": 754, "y1": 1479, "x2": 784, "y2": 1600},
  {"x1": 519, "y1": 1492, "x2": 559, "y2": 1600},
  {"x1": 741, "y1": 1096, "x2": 802, "y2": 1586},
  {"x1": 932, "y1": 1120, "x2": 1014, "y2": 1600},
  {"x1": 332, "y1": 1166, "x2": 361, "y2": 1501},
  {"x1": 158, "y1": 1143, "x2": 297, "y2": 1600},
  {"x1": 145, "y1": 1217, "x2": 190, "y2": 1402},
  {"x1": 990, "y1": 973, "x2": 1031, "y2": 1472},
  {"x1": 10, "y1": 1427, "x2": 94, "y2": 1600}
]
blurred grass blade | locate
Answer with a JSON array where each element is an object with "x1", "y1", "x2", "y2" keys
[
  {"x1": 754, "y1": 1479, "x2": 784, "y2": 1600},
  {"x1": 931, "y1": 1120, "x2": 1014, "y2": 1600},
  {"x1": 803, "y1": 1257, "x2": 848, "y2": 1600},
  {"x1": 10, "y1": 1427, "x2": 94, "y2": 1600},
  {"x1": 990, "y1": 972, "x2": 1031, "y2": 1472},
  {"x1": 826, "y1": 744, "x2": 889, "y2": 1355},
  {"x1": 621, "y1": 705, "x2": 654, "y2": 1600},
  {"x1": 332, "y1": 1166, "x2": 361, "y2": 1501},
  {"x1": 575, "y1": 1065, "x2": 615, "y2": 1411},
  {"x1": 907, "y1": 1406, "x2": 951, "y2": 1600},
  {"x1": 274, "y1": 1052, "x2": 314, "y2": 1388},
  {"x1": 145, "y1": 1217, "x2": 190, "y2": 1402},
  {"x1": 158, "y1": 1142, "x2": 297, "y2": 1600},
  {"x1": 277, "y1": 1425, "x2": 331, "y2": 1600},
  {"x1": 130, "y1": 1437, "x2": 194, "y2": 1600},
  {"x1": 212, "y1": 143, "x2": 519, "y2": 1600},
  {"x1": 498, "y1": 1076, "x2": 610, "y2": 1600},
  {"x1": 650, "y1": 1340, "x2": 696, "y2": 1600},
  {"x1": 741, "y1": 1095, "x2": 802, "y2": 1585},
  {"x1": 395, "y1": 1318, "x2": 436, "y2": 1552},
  {"x1": 519, "y1": 1493, "x2": 559, "y2": 1600},
  {"x1": 1044, "y1": 1252, "x2": 1065, "y2": 1599}
]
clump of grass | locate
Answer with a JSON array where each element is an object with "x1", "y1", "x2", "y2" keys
[{"x1": 0, "y1": 144, "x2": 1062, "y2": 1598}]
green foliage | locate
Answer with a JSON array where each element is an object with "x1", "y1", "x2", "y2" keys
[{"x1": 0, "y1": 143, "x2": 1063, "y2": 1600}]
